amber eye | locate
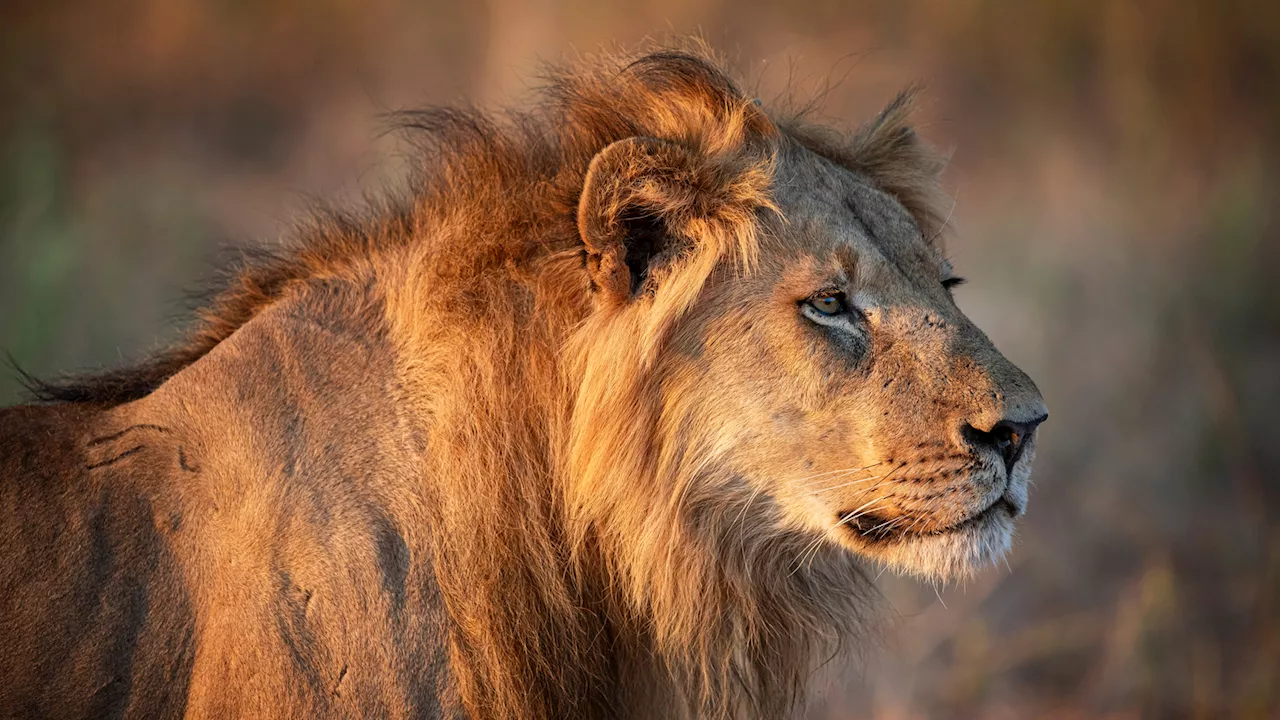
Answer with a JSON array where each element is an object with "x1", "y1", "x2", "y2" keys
[{"x1": 806, "y1": 293, "x2": 846, "y2": 316}]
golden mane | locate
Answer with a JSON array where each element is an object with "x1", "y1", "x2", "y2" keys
[{"x1": 24, "y1": 41, "x2": 952, "y2": 719}]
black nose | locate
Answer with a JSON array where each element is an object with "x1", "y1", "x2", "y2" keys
[{"x1": 963, "y1": 414, "x2": 1047, "y2": 475}]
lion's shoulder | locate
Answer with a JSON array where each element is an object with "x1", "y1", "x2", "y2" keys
[{"x1": 0, "y1": 280, "x2": 457, "y2": 717}]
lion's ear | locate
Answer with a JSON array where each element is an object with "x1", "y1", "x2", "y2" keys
[
  {"x1": 848, "y1": 90, "x2": 951, "y2": 241},
  {"x1": 576, "y1": 137, "x2": 696, "y2": 303}
]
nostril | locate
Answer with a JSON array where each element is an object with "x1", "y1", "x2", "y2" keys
[
  {"x1": 961, "y1": 422, "x2": 996, "y2": 451},
  {"x1": 992, "y1": 425, "x2": 1016, "y2": 461},
  {"x1": 990, "y1": 423, "x2": 1014, "y2": 445},
  {"x1": 963, "y1": 417, "x2": 1040, "y2": 474}
]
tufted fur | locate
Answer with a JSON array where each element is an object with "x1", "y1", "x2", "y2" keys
[{"x1": 2, "y1": 41, "x2": 1045, "y2": 719}]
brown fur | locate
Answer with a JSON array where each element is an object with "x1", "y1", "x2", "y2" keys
[{"x1": 3, "y1": 41, "x2": 1045, "y2": 719}]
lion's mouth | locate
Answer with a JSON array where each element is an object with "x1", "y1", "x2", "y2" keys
[{"x1": 839, "y1": 496, "x2": 1019, "y2": 545}]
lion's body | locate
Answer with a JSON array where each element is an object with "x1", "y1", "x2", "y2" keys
[
  {"x1": 1, "y1": 285, "x2": 459, "y2": 717},
  {"x1": 1, "y1": 43, "x2": 1046, "y2": 719}
]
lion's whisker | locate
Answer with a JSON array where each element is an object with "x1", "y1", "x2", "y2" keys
[
  {"x1": 794, "y1": 461, "x2": 884, "y2": 486},
  {"x1": 731, "y1": 482, "x2": 767, "y2": 534},
  {"x1": 904, "y1": 513, "x2": 928, "y2": 536},
  {"x1": 806, "y1": 471, "x2": 889, "y2": 495},
  {"x1": 864, "y1": 517, "x2": 901, "y2": 536},
  {"x1": 809, "y1": 460, "x2": 908, "y2": 493},
  {"x1": 927, "y1": 186, "x2": 959, "y2": 245},
  {"x1": 791, "y1": 536, "x2": 827, "y2": 575}
]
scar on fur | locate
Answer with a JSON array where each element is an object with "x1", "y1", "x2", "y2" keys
[
  {"x1": 85, "y1": 445, "x2": 145, "y2": 470},
  {"x1": 86, "y1": 423, "x2": 170, "y2": 447},
  {"x1": 178, "y1": 445, "x2": 200, "y2": 473},
  {"x1": 332, "y1": 664, "x2": 348, "y2": 698}
]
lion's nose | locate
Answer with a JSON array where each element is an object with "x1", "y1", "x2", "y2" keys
[{"x1": 963, "y1": 414, "x2": 1047, "y2": 475}]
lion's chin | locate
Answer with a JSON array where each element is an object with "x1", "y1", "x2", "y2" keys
[{"x1": 843, "y1": 499, "x2": 1018, "y2": 582}]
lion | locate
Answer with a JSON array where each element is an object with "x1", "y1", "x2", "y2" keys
[{"x1": 0, "y1": 44, "x2": 1046, "y2": 719}]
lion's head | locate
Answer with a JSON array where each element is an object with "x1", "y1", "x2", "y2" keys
[{"x1": 563, "y1": 60, "x2": 1046, "y2": 595}]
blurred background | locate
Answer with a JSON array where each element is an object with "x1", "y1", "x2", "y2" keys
[{"x1": 1, "y1": 0, "x2": 1276, "y2": 717}]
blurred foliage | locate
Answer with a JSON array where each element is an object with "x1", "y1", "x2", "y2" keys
[{"x1": 1, "y1": 0, "x2": 1277, "y2": 717}]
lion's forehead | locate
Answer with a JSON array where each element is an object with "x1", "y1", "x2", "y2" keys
[{"x1": 770, "y1": 149, "x2": 945, "y2": 294}]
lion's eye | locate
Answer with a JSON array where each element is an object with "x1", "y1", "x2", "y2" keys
[{"x1": 806, "y1": 293, "x2": 846, "y2": 316}]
